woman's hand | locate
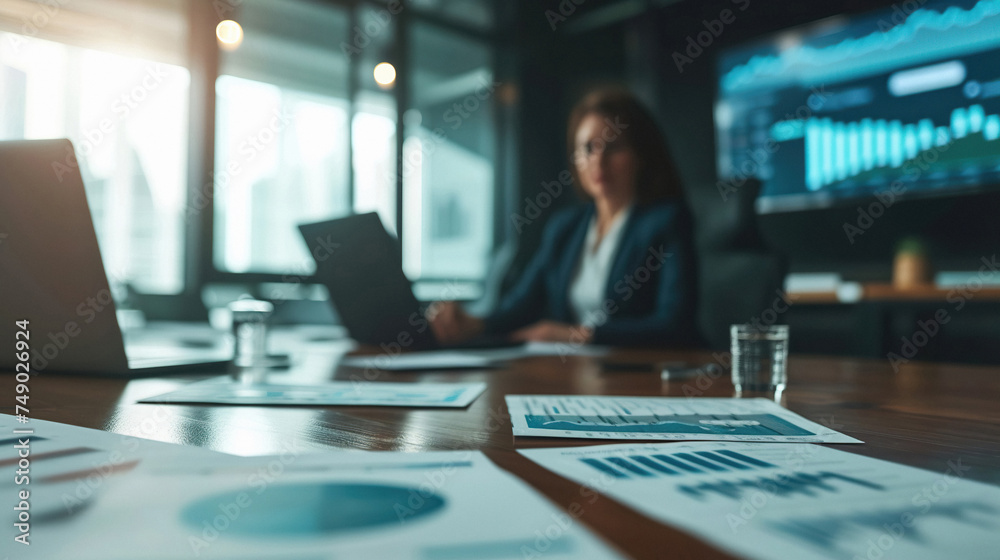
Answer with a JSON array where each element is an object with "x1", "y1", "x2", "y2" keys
[
  {"x1": 427, "y1": 301, "x2": 484, "y2": 344},
  {"x1": 511, "y1": 321, "x2": 593, "y2": 344}
]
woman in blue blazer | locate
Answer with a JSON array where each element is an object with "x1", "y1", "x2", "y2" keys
[{"x1": 431, "y1": 88, "x2": 697, "y2": 348}]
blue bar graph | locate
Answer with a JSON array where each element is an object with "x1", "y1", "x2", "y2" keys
[
  {"x1": 800, "y1": 104, "x2": 1000, "y2": 190},
  {"x1": 678, "y1": 471, "x2": 886, "y2": 501},
  {"x1": 578, "y1": 449, "x2": 777, "y2": 480},
  {"x1": 581, "y1": 458, "x2": 628, "y2": 479}
]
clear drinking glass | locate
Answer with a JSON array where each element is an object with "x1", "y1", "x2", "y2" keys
[
  {"x1": 229, "y1": 299, "x2": 274, "y2": 369},
  {"x1": 731, "y1": 324, "x2": 789, "y2": 396}
]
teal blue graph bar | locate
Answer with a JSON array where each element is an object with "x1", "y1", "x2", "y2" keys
[
  {"x1": 889, "y1": 120, "x2": 904, "y2": 167},
  {"x1": 952, "y1": 107, "x2": 969, "y2": 139},
  {"x1": 919, "y1": 118, "x2": 934, "y2": 151},
  {"x1": 848, "y1": 122, "x2": 861, "y2": 176},
  {"x1": 875, "y1": 120, "x2": 888, "y2": 167},
  {"x1": 834, "y1": 122, "x2": 847, "y2": 181},
  {"x1": 861, "y1": 118, "x2": 875, "y2": 171},
  {"x1": 969, "y1": 104, "x2": 985, "y2": 133},
  {"x1": 986, "y1": 115, "x2": 1000, "y2": 141}
]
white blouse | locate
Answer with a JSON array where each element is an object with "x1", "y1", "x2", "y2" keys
[{"x1": 569, "y1": 206, "x2": 633, "y2": 328}]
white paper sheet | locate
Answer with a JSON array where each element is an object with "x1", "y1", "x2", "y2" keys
[
  {"x1": 506, "y1": 396, "x2": 861, "y2": 443},
  {"x1": 140, "y1": 378, "x2": 487, "y2": 408},
  {"x1": 339, "y1": 342, "x2": 611, "y2": 371},
  {"x1": 0, "y1": 413, "x2": 226, "y2": 543},
  {"x1": 340, "y1": 350, "x2": 497, "y2": 371},
  {"x1": 520, "y1": 442, "x2": 1000, "y2": 560},
  {"x1": 472, "y1": 342, "x2": 612, "y2": 362},
  {"x1": 34, "y1": 449, "x2": 623, "y2": 560}
]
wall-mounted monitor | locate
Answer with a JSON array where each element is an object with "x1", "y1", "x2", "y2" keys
[{"x1": 715, "y1": 0, "x2": 1000, "y2": 214}]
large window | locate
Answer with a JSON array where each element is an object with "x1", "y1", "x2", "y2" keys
[
  {"x1": 403, "y1": 21, "x2": 495, "y2": 283},
  {"x1": 0, "y1": 2, "x2": 190, "y2": 294},
  {"x1": 214, "y1": 74, "x2": 351, "y2": 274},
  {"x1": 0, "y1": 0, "x2": 502, "y2": 309}
]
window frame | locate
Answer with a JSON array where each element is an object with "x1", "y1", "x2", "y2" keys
[{"x1": 181, "y1": 0, "x2": 508, "y2": 304}]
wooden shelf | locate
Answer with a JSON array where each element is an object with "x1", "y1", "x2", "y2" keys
[{"x1": 789, "y1": 283, "x2": 1000, "y2": 304}]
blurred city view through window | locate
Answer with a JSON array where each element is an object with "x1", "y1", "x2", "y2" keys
[
  {"x1": 0, "y1": 31, "x2": 189, "y2": 294},
  {"x1": 1, "y1": 0, "x2": 499, "y2": 300}
]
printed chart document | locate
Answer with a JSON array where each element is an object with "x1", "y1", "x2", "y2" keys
[
  {"x1": 38, "y1": 450, "x2": 623, "y2": 560},
  {"x1": 520, "y1": 442, "x2": 1000, "y2": 560},
  {"x1": 141, "y1": 378, "x2": 487, "y2": 407},
  {"x1": 506, "y1": 396, "x2": 861, "y2": 443},
  {"x1": 1, "y1": 414, "x2": 228, "y2": 547}
]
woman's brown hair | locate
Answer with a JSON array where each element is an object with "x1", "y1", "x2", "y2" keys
[{"x1": 566, "y1": 88, "x2": 683, "y2": 205}]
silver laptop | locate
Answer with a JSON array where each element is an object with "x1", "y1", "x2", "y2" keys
[{"x1": 0, "y1": 138, "x2": 229, "y2": 376}]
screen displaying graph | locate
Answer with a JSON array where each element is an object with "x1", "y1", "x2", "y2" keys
[{"x1": 716, "y1": 0, "x2": 1000, "y2": 212}]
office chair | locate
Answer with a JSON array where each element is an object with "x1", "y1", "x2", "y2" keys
[{"x1": 690, "y1": 178, "x2": 788, "y2": 350}]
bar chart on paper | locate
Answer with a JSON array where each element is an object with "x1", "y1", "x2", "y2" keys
[
  {"x1": 505, "y1": 396, "x2": 861, "y2": 443},
  {"x1": 521, "y1": 442, "x2": 1000, "y2": 560}
]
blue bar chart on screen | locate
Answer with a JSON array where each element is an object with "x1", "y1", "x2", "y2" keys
[
  {"x1": 715, "y1": 0, "x2": 1000, "y2": 213},
  {"x1": 521, "y1": 442, "x2": 1000, "y2": 560}
]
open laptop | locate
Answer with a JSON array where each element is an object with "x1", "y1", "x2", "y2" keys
[
  {"x1": 299, "y1": 213, "x2": 518, "y2": 351},
  {"x1": 0, "y1": 139, "x2": 229, "y2": 376}
]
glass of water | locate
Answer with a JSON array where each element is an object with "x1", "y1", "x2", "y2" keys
[
  {"x1": 229, "y1": 299, "x2": 274, "y2": 370},
  {"x1": 730, "y1": 324, "x2": 789, "y2": 396}
]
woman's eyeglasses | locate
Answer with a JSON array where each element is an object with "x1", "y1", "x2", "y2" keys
[{"x1": 574, "y1": 139, "x2": 629, "y2": 162}]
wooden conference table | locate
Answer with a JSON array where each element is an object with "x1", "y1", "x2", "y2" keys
[{"x1": 11, "y1": 326, "x2": 1000, "y2": 559}]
